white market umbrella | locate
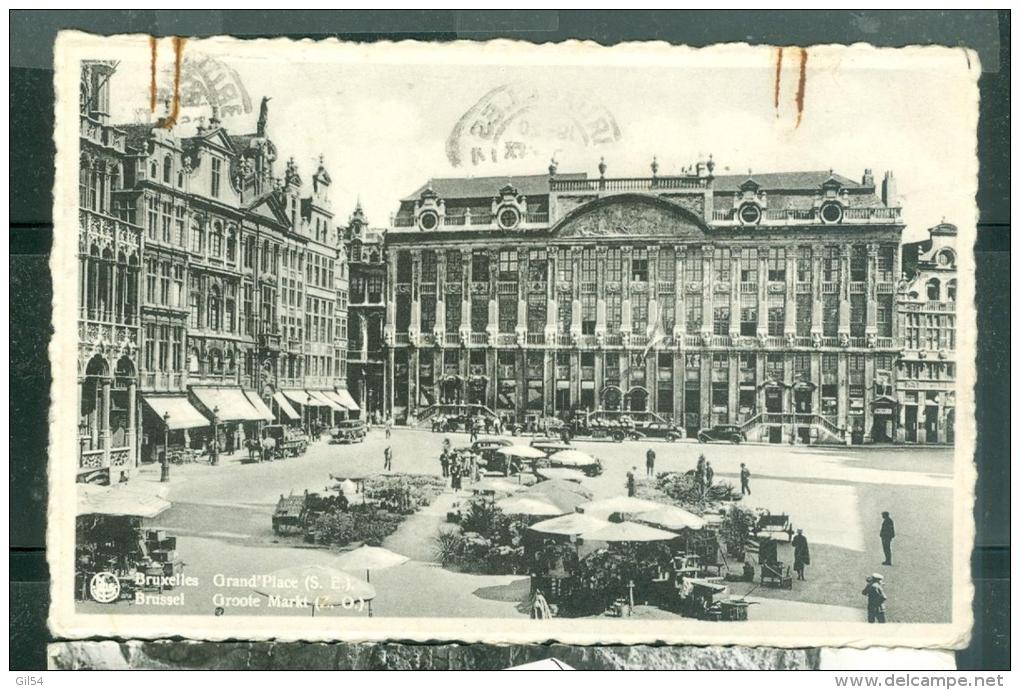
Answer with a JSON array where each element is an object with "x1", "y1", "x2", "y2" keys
[
  {"x1": 529, "y1": 512, "x2": 610, "y2": 537},
  {"x1": 76, "y1": 482, "x2": 172, "y2": 519},
  {"x1": 582, "y1": 520, "x2": 679, "y2": 543},
  {"x1": 254, "y1": 564, "x2": 375, "y2": 617},
  {"x1": 636, "y1": 505, "x2": 707, "y2": 531},
  {"x1": 577, "y1": 496, "x2": 665, "y2": 520},
  {"x1": 534, "y1": 467, "x2": 587, "y2": 483},
  {"x1": 548, "y1": 449, "x2": 598, "y2": 467},
  {"x1": 529, "y1": 479, "x2": 594, "y2": 500},
  {"x1": 497, "y1": 495, "x2": 565, "y2": 517},
  {"x1": 496, "y1": 445, "x2": 548, "y2": 460},
  {"x1": 472, "y1": 478, "x2": 527, "y2": 495},
  {"x1": 520, "y1": 486, "x2": 586, "y2": 514},
  {"x1": 332, "y1": 545, "x2": 409, "y2": 583}
]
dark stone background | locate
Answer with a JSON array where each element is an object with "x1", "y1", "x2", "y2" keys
[{"x1": 11, "y1": 10, "x2": 1009, "y2": 670}]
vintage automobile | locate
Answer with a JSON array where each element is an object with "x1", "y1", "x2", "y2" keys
[
  {"x1": 568, "y1": 413, "x2": 636, "y2": 442},
  {"x1": 529, "y1": 437, "x2": 575, "y2": 455},
  {"x1": 425, "y1": 404, "x2": 500, "y2": 432},
  {"x1": 331, "y1": 419, "x2": 367, "y2": 444},
  {"x1": 697, "y1": 424, "x2": 747, "y2": 444},
  {"x1": 630, "y1": 420, "x2": 685, "y2": 442},
  {"x1": 466, "y1": 437, "x2": 515, "y2": 474}
]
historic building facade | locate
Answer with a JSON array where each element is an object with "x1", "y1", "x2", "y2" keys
[
  {"x1": 344, "y1": 203, "x2": 387, "y2": 418},
  {"x1": 77, "y1": 62, "x2": 355, "y2": 482},
  {"x1": 383, "y1": 160, "x2": 904, "y2": 444},
  {"x1": 896, "y1": 222, "x2": 957, "y2": 444},
  {"x1": 78, "y1": 60, "x2": 143, "y2": 483}
]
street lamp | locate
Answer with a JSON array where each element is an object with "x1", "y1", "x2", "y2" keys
[
  {"x1": 306, "y1": 394, "x2": 313, "y2": 437},
  {"x1": 210, "y1": 405, "x2": 220, "y2": 466},
  {"x1": 160, "y1": 410, "x2": 171, "y2": 482}
]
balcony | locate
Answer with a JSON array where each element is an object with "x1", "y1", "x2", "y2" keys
[
  {"x1": 850, "y1": 281, "x2": 867, "y2": 294},
  {"x1": 391, "y1": 210, "x2": 549, "y2": 231},
  {"x1": 739, "y1": 282, "x2": 757, "y2": 294},
  {"x1": 821, "y1": 282, "x2": 838, "y2": 294},
  {"x1": 713, "y1": 206, "x2": 902, "y2": 226},
  {"x1": 497, "y1": 281, "x2": 518, "y2": 295},
  {"x1": 549, "y1": 176, "x2": 707, "y2": 192},
  {"x1": 445, "y1": 333, "x2": 460, "y2": 346},
  {"x1": 395, "y1": 333, "x2": 410, "y2": 345},
  {"x1": 526, "y1": 333, "x2": 545, "y2": 345},
  {"x1": 258, "y1": 331, "x2": 282, "y2": 352},
  {"x1": 470, "y1": 332, "x2": 488, "y2": 345},
  {"x1": 604, "y1": 333, "x2": 623, "y2": 346},
  {"x1": 77, "y1": 445, "x2": 133, "y2": 477},
  {"x1": 796, "y1": 282, "x2": 812, "y2": 295},
  {"x1": 140, "y1": 371, "x2": 186, "y2": 391}
]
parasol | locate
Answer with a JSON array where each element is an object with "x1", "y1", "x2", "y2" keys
[
  {"x1": 529, "y1": 512, "x2": 610, "y2": 537},
  {"x1": 76, "y1": 482, "x2": 172, "y2": 519},
  {"x1": 635, "y1": 505, "x2": 707, "y2": 531},
  {"x1": 582, "y1": 520, "x2": 679, "y2": 543},
  {"x1": 472, "y1": 478, "x2": 527, "y2": 495},
  {"x1": 496, "y1": 495, "x2": 565, "y2": 517},
  {"x1": 496, "y1": 445, "x2": 548, "y2": 459},
  {"x1": 577, "y1": 496, "x2": 665, "y2": 520},
  {"x1": 253, "y1": 564, "x2": 375, "y2": 616},
  {"x1": 548, "y1": 449, "x2": 598, "y2": 467},
  {"x1": 520, "y1": 486, "x2": 586, "y2": 513},
  {"x1": 529, "y1": 479, "x2": 594, "y2": 500},
  {"x1": 332, "y1": 545, "x2": 409, "y2": 582},
  {"x1": 534, "y1": 467, "x2": 587, "y2": 483}
]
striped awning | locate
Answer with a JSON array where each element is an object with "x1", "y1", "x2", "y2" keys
[
  {"x1": 190, "y1": 387, "x2": 265, "y2": 422},
  {"x1": 242, "y1": 390, "x2": 275, "y2": 422},
  {"x1": 309, "y1": 390, "x2": 345, "y2": 412},
  {"x1": 331, "y1": 388, "x2": 360, "y2": 412},
  {"x1": 272, "y1": 392, "x2": 301, "y2": 421},
  {"x1": 281, "y1": 389, "x2": 317, "y2": 407},
  {"x1": 143, "y1": 395, "x2": 209, "y2": 430}
]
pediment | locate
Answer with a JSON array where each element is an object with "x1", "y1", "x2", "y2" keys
[
  {"x1": 247, "y1": 193, "x2": 291, "y2": 227},
  {"x1": 550, "y1": 194, "x2": 707, "y2": 239}
]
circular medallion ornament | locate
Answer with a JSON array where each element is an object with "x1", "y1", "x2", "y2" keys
[
  {"x1": 418, "y1": 210, "x2": 439, "y2": 231},
  {"x1": 738, "y1": 202, "x2": 762, "y2": 226},
  {"x1": 497, "y1": 206, "x2": 521, "y2": 230},
  {"x1": 89, "y1": 571, "x2": 122, "y2": 603},
  {"x1": 819, "y1": 202, "x2": 844, "y2": 224}
]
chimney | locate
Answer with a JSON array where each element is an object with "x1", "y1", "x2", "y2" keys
[
  {"x1": 881, "y1": 171, "x2": 897, "y2": 206},
  {"x1": 862, "y1": 168, "x2": 874, "y2": 187}
]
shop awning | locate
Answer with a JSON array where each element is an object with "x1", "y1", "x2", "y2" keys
[
  {"x1": 273, "y1": 392, "x2": 301, "y2": 421},
  {"x1": 309, "y1": 390, "x2": 345, "y2": 412},
  {"x1": 331, "y1": 388, "x2": 360, "y2": 412},
  {"x1": 243, "y1": 390, "x2": 275, "y2": 422},
  {"x1": 281, "y1": 389, "x2": 317, "y2": 407},
  {"x1": 190, "y1": 387, "x2": 265, "y2": 422},
  {"x1": 143, "y1": 395, "x2": 210, "y2": 430}
]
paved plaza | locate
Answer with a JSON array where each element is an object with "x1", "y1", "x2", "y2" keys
[{"x1": 80, "y1": 429, "x2": 954, "y2": 623}]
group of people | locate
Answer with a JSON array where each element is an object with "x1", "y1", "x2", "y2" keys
[{"x1": 439, "y1": 437, "x2": 480, "y2": 490}]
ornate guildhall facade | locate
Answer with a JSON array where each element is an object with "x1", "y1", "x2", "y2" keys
[{"x1": 383, "y1": 159, "x2": 905, "y2": 444}]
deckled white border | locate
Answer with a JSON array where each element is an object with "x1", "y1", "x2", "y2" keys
[{"x1": 49, "y1": 30, "x2": 979, "y2": 648}]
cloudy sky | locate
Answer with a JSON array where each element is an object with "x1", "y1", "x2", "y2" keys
[{"x1": 100, "y1": 37, "x2": 979, "y2": 241}]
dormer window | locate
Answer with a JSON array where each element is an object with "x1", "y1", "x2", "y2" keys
[{"x1": 211, "y1": 157, "x2": 222, "y2": 197}]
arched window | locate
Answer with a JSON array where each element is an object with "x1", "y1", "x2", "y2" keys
[
  {"x1": 208, "y1": 348, "x2": 223, "y2": 374},
  {"x1": 149, "y1": 159, "x2": 158, "y2": 180},
  {"x1": 188, "y1": 348, "x2": 200, "y2": 373},
  {"x1": 208, "y1": 285, "x2": 222, "y2": 331},
  {"x1": 177, "y1": 170, "x2": 184, "y2": 188},
  {"x1": 926, "y1": 278, "x2": 940, "y2": 301},
  {"x1": 190, "y1": 218, "x2": 204, "y2": 254},
  {"x1": 162, "y1": 155, "x2": 172, "y2": 183},
  {"x1": 947, "y1": 279, "x2": 957, "y2": 301},
  {"x1": 226, "y1": 227, "x2": 237, "y2": 262},
  {"x1": 211, "y1": 221, "x2": 224, "y2": 257}
]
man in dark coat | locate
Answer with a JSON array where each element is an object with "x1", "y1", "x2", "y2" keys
[
  {"x1": 862, "y1": 573, "x2": 887, "y2": 623},
  {"x1": 792, "y1": 529, "x2": 810, "y2": 580},
  {"x1": 880, "y1": 511, "x2": 896, "y2": 565},
  {"x1": 383, "y1": 446, "x2": 393, "y2": 472},
  {"x1": 439, "y1": 449, "x2": 450, "y2": 477},
  {"x1": 645, "y1": 448, "x2": 656, "y2": 477},
  {"x1": 740, "y1": 462, "x2": 751, "y2": 495},
  {"x1": 626, "y1": 467, "x2": 637, "y2": 497},
  {"x1": 705, "y1": 461, "x2": 714, "y2": 487}
]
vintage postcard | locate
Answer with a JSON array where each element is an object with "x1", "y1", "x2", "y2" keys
[{"x1": 49, "y1": 31, "x2": 978, "y2": 647}]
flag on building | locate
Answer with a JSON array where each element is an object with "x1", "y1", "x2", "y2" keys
[{"x1": 643, "y1": 304, "x2": 668, "y2": 359}]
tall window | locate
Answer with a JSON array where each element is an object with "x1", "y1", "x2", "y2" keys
[
  {"x1": 685, "y1": 246, "x2": 703, "y2": 282},
  {"x1": 850, "y1": 245, "x2": 867, "y2": 282},
  {"x1": 471, "y1": 250, "x2": 489, "y2": 282},
  {"x1": 713, "y1": 248, "x2": 731, "y2": 283},
  {"x1": 713, "y1": 295, "x2": 730, "y2": 335},
  {"x1": 631, "y1": 248, "x2": 649, "y2": 282},
  {"x1": 210, "y1": 222, "x2": 224, "y2": 258},
  {"x1": 740, "y1": 294, "x2": 757, "y2": 336},
  {"x1": 527, "y1": 293, "x2": 546, "y2": 332},
  {"x1": 557, "y1": 247, "x2": 572, "y2": 284},
  {"x1": 740, "y1": 248, "x2": 758, "y2": 284},
  {"x1": 158, "y1": 325, "x2": 170, "y2": 371},
  {"x1": 498, "y1": 249, "x2": 518, "y2": 280},
  {"x1": 767, "y1": 247, "x2": 786, "y2": 282},
  {"x1": 797, "y1": 247, "x2": 812, "y2": 283},
  {"x1": 878, "y1": 246, "x2": 896, "y2": 282},
  {"x1": 498, "y1": 294, "x2": 517, "y2": 332},
  {"x1": 208, "y1": 285, "x2": 221, "y2": 331},
  {"x1": 606, "y1": 248, "x2": 622, "y2": 282},
  {"x1": 632, "y1": 292, "x2": 648, "y2": 332},
  {"x1": 421, "y1": 250, "x2": 437, "y2": 284},
  {"x1": 147, "y1": 197, "x2": 158, "y2": 240},
  {"x1": 211, "y1": 157, "x2": 222, "y2": 197},
  {"x1": 823, "y1": 246, "x2": 840, "y2": 283},
  {"x1": 159, "y1": 262, "x2": 171, "y2": 305},
  {"x1": 606, "y1": 293, "x2": 622, "y2": 330},
  {"x1": 188, "y1": 275, "x2": 201, "y2": 329},
  {"x1": 161, "y1": 201, "x2": 172, "y2": 242},
  {"x1": 660, "y1": 294, "x2": 675, "y2": 332},
  {"x1": 446, "y1": 297, "x2": 461, "y2": 334},
  {"x1": 767, "y1": 294, "x2": 785, "y2": 336},
  {"x1": 162, "y1": 156, "x2": 172, "y2": 184},
  {"x1": 796, "y1": 293, "x2": 812, "y2": 337},
  {"x1": 581, "y1": 293, "x2": 597, "y2": 335},
  {"x1": 558, "y1": 296, "x2": 572, "y2": 334},
  {"x1": 822, "y1": 293, "x2": 839, "y2": 336},
  {"x1": 420, "y1": 294, "x2": 436, "y2": 332},
  {"x1": 581, "y1": 248, "x2": 597, "y2": 283},
  {"x1": 528, "y1": 249, "x2": 548, "y2": 283},
  {"x1": 658, "y1": 247, "x2": 675, "y2": 283},
  {"x1": 686, "y1": 295, "x2": 702, "y2": 334},
  {"x1": 850, "y1": 294, "x2": 866, "y2": 337},
  {"x1": 877, "y1": 295, "x2": 893, "y2": 338},
  {"x1": 225, "y1": 284, "x2": 236, "y2": 333},
  {"x1": 446, "y1": 250, "x2": 462, "y2": 284},
  {"x1": 190, "y1": 219, "x2": 204, "y2": 254},
  {"x1": 471, "y1": 295, "x2": 488, "y2": 332},
  {"x1": 145, "y1": 259, "x2": 158, "y2": 304},
  {"x1": 226, "y1": 228, "x2": 237, "y2": 262},
  {"x1": 173, "y1": 206, "x2": 185, "y2": 246}
]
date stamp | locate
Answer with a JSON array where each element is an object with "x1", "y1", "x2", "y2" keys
[{"x1": 446, "y1": 83, "x2": 622, "y2": 168}]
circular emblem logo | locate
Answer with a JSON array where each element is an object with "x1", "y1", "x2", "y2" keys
[
  {"x1": 819, "y1": 202, "x2": 843, "y2": 224},
  {"x1": 89, "y1": 571, "x2": 122, "y2": 603},
  {"x1": 497, "y1": 206, "x2": 521, "y2": 230},
  {"x1": 418, "y1": 210, "x2": 439, "y2": 231}
]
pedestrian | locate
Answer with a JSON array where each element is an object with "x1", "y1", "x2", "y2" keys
[
  {"x1": 862, "y1": 573, "x2": 888, "y2": 623},
  {"x1": 383, "y1": 445, "x2": 393, "y2": 472},
  {"x1": 695, "y1": 454, "x2": 707, "y2": 489},
  {"x1": 469, "y1": 420, "x2": 479, "y2": 443},
  {"x1": 645, "y1": 447, "x2": 656, "y2": 478},
  {"x1": 484, "y1": 417, "x2": 492, "y2": 435},
  {"x1": 440, "y1": 449, "x2": 450, "y2": 477},
  {"x1": 705, "y1": 461, "x2": 714, "y2": 487},
  {"x1": 740, "y1": 462, "x2": 751, "y2": 495},
  {"x1": 385, "y1": 416, "x2": 392, "y2": 439},
  {"x1": 450, "y1": 456, "x2": 462, "y2": 491},
  {"x1": 792, "y1": 529, "x2": 811, "y2": 580},
  {"x1": 626, "y1": 466, "x2": 637, "y2": 497},
  {"x1": 442, "y1": 437, "x2": 451, "y2": 453},
  {"x1": 471, "y1": 454, "x2": 481, "y2": 483},
  {"x1": 880, "y1": 511, "x2": 896, "y2": 565}
]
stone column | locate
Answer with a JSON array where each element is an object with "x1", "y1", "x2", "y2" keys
[
  {"x1": 570, "y1": 246, "x2": 582, "y2": 337},
  {"x1": 756, "y1": 249, "x2": 768, "y2": 338},
  {"x1": 699, "y1": 353, "x2": 711, "y2": 430},
  {"x1": 516, "y1": 247, "x2": 528, "y2": 336},
  {"x1": 544, "y1": 350, "x2": 554, "y2": 416},
  {"x1": 127, "y1": 378, "x2": 137, "y2": 468},
  {"x1": 387, "y1": 349, "x2": 395, "y2": 419},
  {"x1": 546, "y1": 247, "x2": 557, "y2": 339},
  {"x1": 701, "y1": 244, "x2": 714, "y2": 338},
  {"x1": 838, "y1": 245, "x2": 851, "y2": 339},
  {"x1": 673, "y1": 353, "x2": 684, "y2": 425},
  {"x1": 100, "y1": 377, "x2": 112, "y2": 460},
  {"x1": 729, "y1": 252, "x2": 741, "y2": 341},
  {"x1": 674, "y1": 246, "x2": 686, "y2": 337},
  {"x1": 621, "y1": 246, "x2": 632, "y2": 334},
  {"x1": 837, "y1": 353, "x2": 849, "y2": 444},
  {"x1": 595, "y1": 246, "x2": 607, "y2": 336},
  {"x1": 864, "y1": 354, "x2": 875, "y2": 443},
  {"x1": 811, "y1": 246, "x2": 823, "y2": 338},
  {"x1": 784, "y1": 246, "x2": 797, "y2": 337},
  {"x1": 435, "y1": 250, "x2": 446, "y2": 337},
  {"x1": 647, "y1": 245, "x2": 659, "y2": 339},
  {"x1": 810, "y1": 352, "x2": 822, "y2": 418},
  {"x1": 728, "y1": 352, "x2": 739, "y2": 424},
  {"x1": 461, "y1": 247, "x2": 472, "y2": 335},
  {"x1": 486, "y1": 248, "x2": 499, "y2": 339},
  {"x1": 866, "y1": 243, "x2": 879, "y2": 338},
  {"x1": 410, "y1": 250, "x2": 422, "y2": 335}
]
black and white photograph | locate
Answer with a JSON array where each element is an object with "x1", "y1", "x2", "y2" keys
[{"x1": 46, "y1": 31, "x2": 979, "y2": 650}]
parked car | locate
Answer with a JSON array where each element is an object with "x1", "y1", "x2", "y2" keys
[
  {"x1": 697, "y1": 425, "x2": 746, "y2": 444},
  {"x1": 529, "y1": 437, "x2": 574, "y2": 456},
  {"x1": 469, "y1": 437, "x2": 514, "y2": 472},
  {"x1": 331, "y1": 419, "x2": 367, "y2": 444},
  {"x1": 631, "y1": 421, "x2": 685, "y2": 442}
]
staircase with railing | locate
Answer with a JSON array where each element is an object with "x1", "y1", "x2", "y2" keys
[
  {"x1": 415, "y1": 402, "x2": 500, "y2": 427},
  {"x1": 739, "y1": 412, "x2": 845, "y2": 445}
]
